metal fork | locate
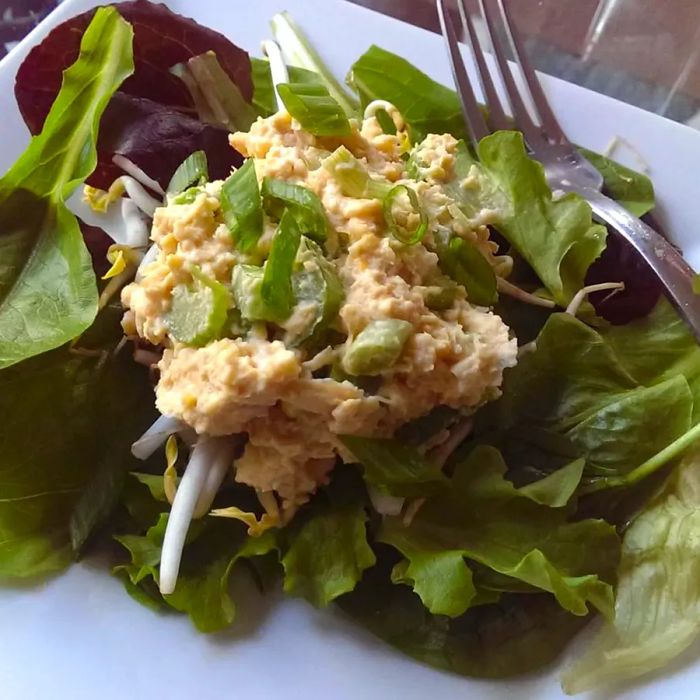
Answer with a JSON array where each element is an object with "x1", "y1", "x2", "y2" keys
[{"x1": 437, "y1": 0, "x2": 700, "y2": 341}]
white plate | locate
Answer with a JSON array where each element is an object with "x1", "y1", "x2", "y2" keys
[{"x1": 1, "y1": 2, "x2": 700, "y2": 699}]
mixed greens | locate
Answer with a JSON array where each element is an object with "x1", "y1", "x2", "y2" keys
[{"x1": 1, "y1": 2, "x2": 699, "y2": 695}]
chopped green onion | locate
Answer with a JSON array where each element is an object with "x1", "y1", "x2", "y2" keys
[
  {"x1": 262, "y1": 177, "x2": 328, "y2": 243},
  {"x1": 277, "y1": 82, "x2": 352, "y2": 136},
  {"x1": 221, "y1": 159, "x2": 264, "y2": 253},
  {"x1": 271, "y1": 11, "x2": 359, "y2": 116},
  {"x1": 167, "y1": 151, "x2": 208, "y2": 195},
  {"x1": 383, "y1": 185, "x2": 428, "y2": 245},
  {"x1": 251, "y1": 57, "x2": 327, "y2": 118},
  {"x1": 322, "y1": 146, "x2": 393, "y2": 199},
  {"x1": 436, "y1": 234, "x2": 498, "y2": 307},
  {"x1": 165, "y1": 268, "x2": 230, "y2": 346},
  {"x1": 262, "y1": 211, "x2": 302, "y2": 321},
  {"x1": 342, "y1": 319, "x2": 413, "y2": 376},
  {"x1": 171, "y1": 185, "x2": 205, "y2": 206}
]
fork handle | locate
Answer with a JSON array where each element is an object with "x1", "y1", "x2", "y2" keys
[{"x1": 573, "y1": 186, "x2": 700, "y2": 343}]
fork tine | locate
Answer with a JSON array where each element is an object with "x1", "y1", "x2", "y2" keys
[
  {"x1": 436, "y1": 0, "x2": 489, "y2": 146},
  {"x1": 454, "y1": 0, "x2": 510, "y2": 132},
  {"x1": 497, "y1": 0, "x2": 567, "y2": 144},
  {"x1": 478, "y1": 0, "x2": 547, "y2": 148}
]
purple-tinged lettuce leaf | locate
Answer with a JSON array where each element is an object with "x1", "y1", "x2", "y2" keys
[
  {"x1": 15, "y1": 0, "x2": 253, "y2": 134},
  {"x1": 92, "y1": 93, "x2": 241, "y2": 191}
]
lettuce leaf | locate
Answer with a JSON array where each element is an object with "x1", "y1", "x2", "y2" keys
[
  {"x1": 282, "y1": 502, "x2": 375, "y2": 607},
  {"x1": 115, "y1": 486, "x2": 279, "y2": 633},
  {"x1": 0, "y1": 305, "x2": 154, "y2": 579},
  {"x1": 15, "y1": 0, "x2": 253, "y2": 135},
  {"x1": 605, "y1": 298, "x2": 700, "y2": 419},
  {"x1": 281, "y1": 467, "x2": 375, "y2": 607},
  {"x1": 579, "y1": 148, "x2": 655, "y2": 217},
  {"x1": 0, "y1": 7, "x2": 133, "y2": 368},
  {"x1": 166, "y1": 526, "x2": 277, "y2": 633},
  {"x1": 562, "y1": 446, "x2": 700, "y2": 694},
  {"x1": 349, "y1": 46, "x2": 467, "y2": 142},
  {"x1": 14, "y1": 1, "x2": 250, "y2": 190},
  {"x1": 498, "y1": 310, "x2": 699, "y2": 488},
  {"x1": 339, "y1": 559, "x2": 591, "y2": 679},
  {"x1": 473, "y1": 132, "x2": 607, "y2": 306},
  {"x1": 380, "y1": 446, "x2": 619, "y2": 619},
  {"x1": 340, "y1": 435, "x2": 447, "y2": 497}
]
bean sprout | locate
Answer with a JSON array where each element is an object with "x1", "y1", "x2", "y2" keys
[
  {"x1": 497, "y1": 278, "x2": 556, "y2": 308},
  {"x1": 131, "y1": 414, "x2": 183, "y2": 461},
  {"x1": 159, "y1": 437, "x2": 237, "y2": 594},
  {"x1": 566, "y1": 282, "x2": 625, "y2": 317},
  {"x1": 112, "y1": 155, "x2": 164, "y2": 195}
]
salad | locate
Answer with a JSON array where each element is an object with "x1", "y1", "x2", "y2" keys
[{"x1": 1, "y1": 1, "x2": 700, "y2": 695}]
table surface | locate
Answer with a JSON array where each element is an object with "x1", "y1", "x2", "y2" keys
[{"x1": 2, "y1": 0, "x2": 700, "y2": 131}]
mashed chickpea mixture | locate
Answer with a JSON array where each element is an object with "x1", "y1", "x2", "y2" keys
[{"x1": 122, "y1": 109, "x2": 517, "y2": 518}]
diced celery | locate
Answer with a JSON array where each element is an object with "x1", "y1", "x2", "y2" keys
[
  {"x1": 342, "y1": 319, "x2": 413, "y2": 376},
  {"x1": 165, "y1": 269, "x2": 230, "y2": 346},
  {"x1": 232, "y1": 264, "x2": 275, "y2": 323}
]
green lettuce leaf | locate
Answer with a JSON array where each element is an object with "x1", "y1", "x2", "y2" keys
[
  {"x1": 389, "y1": 548, "x2": 476, "y2": 618},
  {"x1": 339, "y1": 559, "x2": 590, "y2": 679},
  {"x1": 475, "y1": 132, "x2": 607, "y2": 306},
  {"x1": 0, "y1": 7, "x2": 134, "y2": 368},
  {"x1": 166, "y1": 526, "x2": 277, "y2": 633},
  {"x1": 172, "y1": 51, "x2": 257, "y2": 133},
  {"x1": 282, "y1": 503, "x2": 375, "y2": 607},
  {"x1": 0, "y1": 304, "x2": 154, "y2": 579},
  {"x1": 380, "y1": 446, "x2": 619, "y2": 619},
  {"x1": 435, "y1": 234, "x2": 498, "y2": 307},
  {"x1": 562, "y1": 446, "x2": 700, "y2": 694},
  {"x1": 115, "y1": 501, "x2": 279, "y2": 633},
  {"x1": 518, "y1": 458, "x2": 585, "y2": 507},
  {"x1": 340, "y1": 435, "x2": 447, "y2": 497},
  {"x1": 498, "y1": 311, "x2": 698, "y2": 487},
  {"x1": 349, "y1": 45, "x2": 467, "y2": 142},
  {"x1": 604, "y1": 298, "x2": 700, "y2": 420},
  {"x1": 579, "y1": 148, "x2": 655, "y2": 217},
  {"x1": 567, "y1": 375, "x2": 692, "y2": 476}
]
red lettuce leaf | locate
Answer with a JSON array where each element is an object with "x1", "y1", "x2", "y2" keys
[
  {"x1": 15, "y1": 0, "x2": 253, "y2": 134},
  {"x1": 586, "y1": 224, "x2": 663, "y2": 325},
  {"x1": 93, "y1": 93, "x2": 242, "y2": 190}
]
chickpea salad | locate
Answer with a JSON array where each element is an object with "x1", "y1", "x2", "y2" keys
[{"x1": 2, "y1": 3, "x2": 700, "y2": 695}]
